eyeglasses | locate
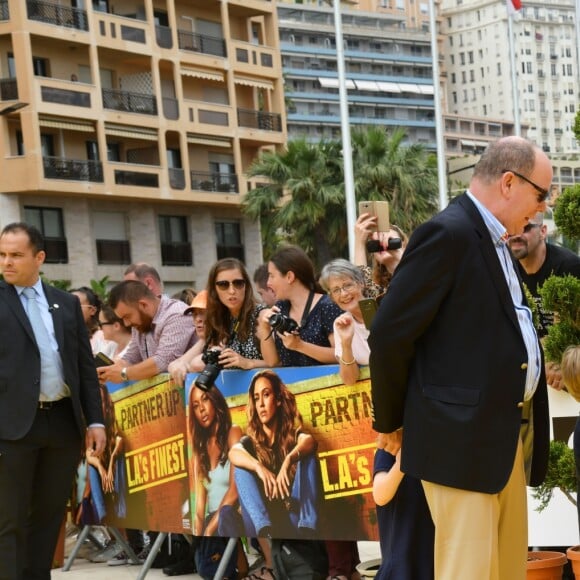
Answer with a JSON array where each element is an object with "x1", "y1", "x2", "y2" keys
[
  {"x1": 523, "y1": 223, "x2": 540, "y2": 234},
  {"x1": 97, "y1": 321, "x2": 114, "y2": 328},
  {"x1": 215, "y1": 279, "x2": 246, "y2": 291},
  {"x1": 502, "y1": 169, "x2": 550, "y2": 203},
  {"x1": 329, "y1": 281, "x2": 358, "y2": 298}
]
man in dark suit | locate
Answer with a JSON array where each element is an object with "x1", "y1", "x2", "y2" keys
[
  {"x1": 0, "y1": 222, "x2": 106, "y2": 580},
  {"x1": 369, "y1": 137, "x2": 551, "y2": 580}
]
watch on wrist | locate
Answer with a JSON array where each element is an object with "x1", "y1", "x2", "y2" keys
[{"x1": 121, "y1": 367, "x2": 129, "y2": 381}]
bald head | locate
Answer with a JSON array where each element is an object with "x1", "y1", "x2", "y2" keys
[{"x1": 469, "y1": 137, "x2": 551, "y2": 236}]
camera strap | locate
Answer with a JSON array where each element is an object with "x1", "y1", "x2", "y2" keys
[{"x1": 300, "y1": 291, "x2": 315, "y2": 329}]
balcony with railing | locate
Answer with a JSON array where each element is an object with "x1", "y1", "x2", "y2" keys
[
  {"x1": 156, "y1": 25, "x2": 173, "y2": 49},
  {"x1": 44, "y1": 237, "x2": 68, "y2": 264},
  {"x1": 114, "y1": 165, "x2": 159, "y2": 188},
  {"x1": 190, "y1": 171, "x2": 239, "y2": 193},
  {"x1": 96, "y1": 239, "x2": 131, "y2": 265},
  {"x1": 102, "y1": 88, "x2": 157, "y2": 115},
  {"x1": 0, "y1": 0, "x2": 9, "y2": 20},
  {"x1": 40, "y1": 84, "x2": 91, "y2": 108},
  {"x1": 177, "y1": 30, "x2": 227, "y2": 58},
  {"x1": 0, "y1": 78, "x2": 17, "y2": 101},
  {"x1": 161, "y1": 242, "x2": 192, "y2": 266},
  {"x1": 43, "y1": 156, "x2": 103, "y2": 182},
  {"x1": 27, "y1": 0, "x2": 88, "y2": 31},
  {"x1": 237, "y1": 108, "x2": 282, "y2": 132},
  {"x1": 169, "y1": 168, "x2": 185, "y2": 190}
]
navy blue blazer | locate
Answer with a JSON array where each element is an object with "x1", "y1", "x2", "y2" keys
[{"x1": 369, "y1": 194, "x2": 549, "y2": 493}]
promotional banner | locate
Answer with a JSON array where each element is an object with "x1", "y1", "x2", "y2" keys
[{"x1": 96, "y1": 365, "x2": 380, "y2": 541}]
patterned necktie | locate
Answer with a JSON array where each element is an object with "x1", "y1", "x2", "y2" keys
[{"x1": 22, "y1": 287, "x2": 62, "y2": 400}]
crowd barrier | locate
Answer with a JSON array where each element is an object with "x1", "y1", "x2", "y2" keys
[{"x1": 100, "y1": 365, "x2": 380, "y2": 542}]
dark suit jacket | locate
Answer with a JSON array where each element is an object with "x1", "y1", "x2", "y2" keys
[
  {"x1": 0, "y1": 280, "x2": 103, "y2": 440},
  {"x1": 369, "y1": 194, "x2": 549, "y2": 493}
]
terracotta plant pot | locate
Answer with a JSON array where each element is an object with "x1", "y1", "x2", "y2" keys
[
  {"x1": 527, "y1": 550, "x2": 567, "y2": 580},
  {"x1": 566, "y1": 546, "x2": 580, "y2": 579}
]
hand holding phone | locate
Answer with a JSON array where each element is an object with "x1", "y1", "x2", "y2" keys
[{"x1": 358, "y1": 200, "x2": 390, "y2": 232}]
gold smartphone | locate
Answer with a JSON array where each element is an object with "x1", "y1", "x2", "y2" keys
[{"x1": 358, "y1": 200, "x2": 390, "y2": 232}]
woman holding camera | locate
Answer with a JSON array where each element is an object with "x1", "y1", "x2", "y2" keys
[
  {"x1": 258, "y1": 245, "x2": 342, "y2": 368},
  {"x1": 354, "y1": 215, "x2": 407, "y2": 298},
  {"x1": 191, "y1": 258, "x2": 266, "y2": 372}
]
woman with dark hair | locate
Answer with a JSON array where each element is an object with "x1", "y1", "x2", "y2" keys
[
  {"x1": 71, "y1": 286, "x2": 115, "y2": 356},
  {"x1": 228, "y1": 370, "x2": 319, "y2": 579},
  {"x1": 353, "y1": 217, "x2": 408, "y2": 298},
  {"x1": 257, "y1": 246, "x2": 342, "y2": 367},
  {"x1": 98, "y1": 304, "x2": 132, "y2": 361},
  {"x1": 191, "y1": 258, "x2": 265, "y2": 371},
  {"x1": 189, "y1": 385, "x2": 242, "y2": 537}
]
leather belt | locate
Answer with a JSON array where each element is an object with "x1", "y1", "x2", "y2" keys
[{"x1": 38, "y1": 398, "x2": 68, "y2": 410}]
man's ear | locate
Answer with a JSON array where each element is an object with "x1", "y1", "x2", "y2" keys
[{"x1": 540, "y1": 224, "x2": 548, "y2": 240}]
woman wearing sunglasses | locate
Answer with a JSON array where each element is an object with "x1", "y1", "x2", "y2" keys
[{"x1": 191, "y1": 258, "x2": 266, "y2": 371}]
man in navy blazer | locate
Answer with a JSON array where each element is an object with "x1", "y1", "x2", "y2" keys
[
  {"x1": 369, "y1": 137, "x2": 551, "y2": 580},
  {"x1": 0, "y1": 222, "x2": 106, "y2": 580}
]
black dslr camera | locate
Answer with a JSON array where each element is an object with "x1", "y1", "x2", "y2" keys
[
  {"x1": 268, "y1": 312, "x2": 299, "y2": 334},
  {"x1": 194, "y1": 348, "x2": 222, "y2": 391},
  {"x1": 366, "y1": 237, "x2": 402, "y2": 253}
]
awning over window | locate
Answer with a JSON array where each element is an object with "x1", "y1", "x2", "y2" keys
[
  {"x1": 398, "y1": 83, "x2": 423, "y2": 93},
  {"x1": 417, "y1": 84, "x2": 434, "y2": 94},
  {"x1": 180, "y1": 67, "x2": 224, "y2": 82},
  {"x1": 187, "y1": 134, "x2": 231, "y2": 148},
  {"x1": 318, "y1": 77, "x2": 355, "y2": 89},
  {"x1": 234, "y1": 76, "x2": 273, "y2": 90},
  {"x1": 105, "y1": 124, "x2": 158, "y2": 141},
  {"x1": 376, "y1": 81, "x2": 402, "y2": 93},
  {"x1": 355, "y1": 80, "x2": 380, "y2": 92},
  {"x1": 39, "y1": 118, "x2": 95, "y2": 132}
]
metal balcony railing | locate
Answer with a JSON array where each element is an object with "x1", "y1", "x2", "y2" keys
[
  {"x1": 190, "y1": 171, "x2": 239, "y2": 193},
  {"x1": 177, "y1": 30, "x2": 226, "y2": 58},
  {"x1": 161, "y1": 242, "x2": 192, "y2": 266},
  {"x1": 96, "y1": 239, "x2": 131, "y2": 265},
  {"x1": 43, "y1": 157, "x2": 104, "y2": 182},
  {"x1": 0, "y1": 78, "x2": 18, "y2": 101},
  {"x1": 102, "y1": 88, "x2": 157, "y2": 115},
  {"x1": 237, "y1": 108, "x2": 282, "y2": 132},
  {"x1": 27, "y1": 0, "x2": 88, "y2": 31},
  {"x1": 43, "y1": 237, "x2": 68, "y2": 264}
]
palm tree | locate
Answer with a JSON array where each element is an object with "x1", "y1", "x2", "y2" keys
[
  {"x1": 243, "y1": 128, "x2": 440, "y2": 266},
  {"x1": 243, "y1": 138, "x2": 345, "y2": 268},
  {"x1": 351, "y1": 126, "x2": 439, "y2": 235}
]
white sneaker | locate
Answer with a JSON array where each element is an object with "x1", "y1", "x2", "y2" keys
[{"x1": 107, "y1": 550, "x2": 129, "y2": 566}]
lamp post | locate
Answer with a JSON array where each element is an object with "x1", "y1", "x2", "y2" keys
[{"x1": 328, "y1": 0, "x2": 357, "y2": 262}]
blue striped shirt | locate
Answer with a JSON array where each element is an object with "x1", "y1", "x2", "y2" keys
[{"x1": 466, "y1": 191, "x2": 541, "y2": 400}]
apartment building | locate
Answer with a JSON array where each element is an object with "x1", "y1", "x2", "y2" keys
[
  {"x1": 277, "y1": 0, "x2": 437, "y2": 146},
  {"x1": 441, "y1": 0, "x2": 578, "y2": 155},
  {"x1": 0, "y1": 0, "x2": 286, "y2": 291}
]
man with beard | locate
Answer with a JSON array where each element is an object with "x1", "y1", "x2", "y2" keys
[
  {"x1": 97, "y1": 280, "x2": 196, "y2": 384},
  {"x1": 508, "y1": 211, "x2": 580, "y2": 337}
]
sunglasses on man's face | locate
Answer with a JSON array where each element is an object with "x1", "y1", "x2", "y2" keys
[
  {"x1": 502, "y1": 169, "x2": 550, "y2": 203},
  {"x1": 215, "y1": 279, "x2": 246, "y2": 291}
]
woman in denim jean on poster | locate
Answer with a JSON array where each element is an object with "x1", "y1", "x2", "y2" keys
[{"x1": 228, "y1": 371, "x2": 320, "y2": 548}]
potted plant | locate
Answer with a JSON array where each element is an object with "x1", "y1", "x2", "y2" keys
[
  {"x1": 527, "y1": 550, "x2": 568, "y2": 579},
  {"x1": 528, "y1": 185, "x2": 580, "y2": 578}
]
